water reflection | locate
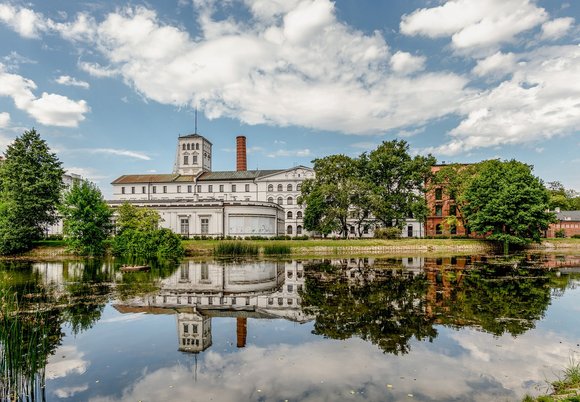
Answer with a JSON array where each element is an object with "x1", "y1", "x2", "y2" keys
[{"x1": 1, "y1": 254, "x2": 579, "y2": 401}]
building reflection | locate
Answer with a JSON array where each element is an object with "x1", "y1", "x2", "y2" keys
[{"x1": 114, "y1": 260, "x2": 310, "y2": 353}]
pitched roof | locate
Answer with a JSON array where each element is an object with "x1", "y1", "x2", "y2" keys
[
  {"x1": 111, "y1": 170, "x2": 285, "y2": 184},
  {"x1": 179, "y1": 133, "x2": 213, "y2": 145},
  {"x1": 198, "y1": 170, "x2": 283, "y2": 181},
  {"x1": 556, "y1": 211, "x2": 580, "y2": 221},
  {"x1": 111, "y1": 174, "x2": 180, "y2": 184}
]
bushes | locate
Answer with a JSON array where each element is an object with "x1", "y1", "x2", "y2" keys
[
  {"x1": 112, "y1": 228, "x2": 184, "y2": 259},
  {"x1": 555, "y1": 229, "x2": 566, "y2": 238},
  {"x1": 571, "y1": 234, "x2": 580, "y2": 239},
  {"x1": 374, "y1": 227, "x2": 401, "y2": 239}
]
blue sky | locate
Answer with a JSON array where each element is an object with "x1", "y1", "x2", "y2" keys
[{"x1": 0, "y1": 0, "x2": 579, "y2": 197}]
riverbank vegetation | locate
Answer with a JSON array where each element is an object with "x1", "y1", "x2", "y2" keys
[{"x1": 523, "y1": 360, "x2": 580, "y2": 401}]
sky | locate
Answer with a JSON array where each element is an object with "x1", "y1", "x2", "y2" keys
[{"x1": 0, "y1": 0, "x2": 579, "y2": 198}]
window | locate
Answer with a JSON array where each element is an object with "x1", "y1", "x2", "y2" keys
[
  {"x1": 193, "y1": 155, "x2": 198, "y2": 164},
  {"x1": 121, "y1": 187, "x2": 125, "y2": 194},
  {"x1": 196, "y1": 143, "x2": 199, "y2": 150},
  {"x1": 287, "y1": 196, "x2": 293, "y2": 205},
  {"x1": 183, "y1": 323, "x2": 189, "y2": 333},
  {"x1": 197, "y1": 185, "x2": 201, "y2": 193},
  {"x1": 435, "y1": 205, "x2": 442, "y2": 216},
  {"x1": 277, "y1": 184, "x2": 283, "y2": 191},
  {"x1": 180, "y1": 218, "x2": 189, "y2": 235},
  {"x1": 268, "y1": 197, "x2": 274, "y2": 203},
  {"x1": 287, "y1": 284, "x2": 293, "y2": 292},
  {"x1": 287, "y1": 225, "x2": 293, "y2": 235},
  {"x1": 182, "y1": 144, "x2": 186, "y2": 150},
  {"x1": 268, "y1": 184, "x2": 273, "y2": 192},
  {"x1": 184, "y1": 155, "x2": 189, "y2": 165},
  {"x1": 450, "y1": 224, "x2": 457, "y2": 235},
  {"x1": 297, "y1": 183, "x2": 302, "y2": 191},
  {"x1": 245, "y1": 184, "x2": 250, "y2": 192},
  {"x1": 191, "y1": 324, "x2": 198, "y2": 334},
  {"x1": 296, "y1": 211, "x2": 302, "y2": 219},
  {"x1": 287, "y1": 184, "x2": 292, "y2": 191},
  {"x1": 177, "y1": 185, "x2": 181, "y2": 193},
  {"x1": 219, "y1": 184, "x2": 224, "y2": 192},
  {"x1": 208, "y1": 185, "x2": 213, "y2": 192},
  {"x1": 449, "y1": 205, "x2": 457, "y2": 216},
  {"x1": 188, "y1": 185, "x2": 192, "y2": 193},
  {"x1": 142, "y1": 186, "x2": 146, "y2": 194},
  {"x1": 232, "y1": 184, "x2": 236, "y2": 192},
  {"x1": 297, "y1": 225, "x2": 302, "y2": 235},
  {"x1": 435, "y1": 188, "x2": 443, "y2": 200},
  {"x1": 131, "y1": 187, "x2": 135, "y2": 194},
  {"x1": 435, "y1": 224, "x2": 443, "y2": 235},
  {"x1": 163, "y1": 186, "x2": 167, "y2": 193},
  {"x1": 287, "y1": 211, "x2": 293, "y2": 219},
  {"x1": 152, "y1": 186, "x2": 157, "y2": 194},
  {"x1": 277, "y1": 197, "x2": 283, "y2": 205},
  {"x1": 201, "y1": 218, "x2": 209, "y2": 234}
]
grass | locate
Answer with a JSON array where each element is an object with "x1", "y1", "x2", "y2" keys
[
  {"x1": 214, "y1": 241, "x2": 259, "y2": 256},
  {"x1": 523, "y1": 360, "x2": 580, "y2": 401},
  {"x1": 262, "y1": 244, "x2": 291, "y2": 255}
]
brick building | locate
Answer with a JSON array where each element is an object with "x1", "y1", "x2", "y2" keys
[{"x1": 546, "y1": 210, "x2": 580, "y2": 238}]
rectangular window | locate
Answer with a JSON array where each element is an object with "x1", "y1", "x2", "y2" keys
[
  {"x1": 191, "y1": 324, "x2": 198, "y2": 334},
  {"x1": 142, "y1": 186, "x2": 146, "y2": 194},
  {"x1": 131, "y1": 187, "x2": 135, "y2": 194},
  {"x1": 184, "y1": 155, "x2": 189, "y2": 165},
  {"x1": 177, "y1": 185, "x2": 181, "y2": 193},
  {"x1": 435, "y1": 188, "x2": 443, "y2": 201},
  {"x1": 163, "y1": 186, "x2": 167, "y2": 193},
  {"x1": 208, "y1": 185, "x2": 213, "y2": 192},
  {"x1": 193, "y1": 155, "x2": 198, "y2": 164},
  {"x1": 232, "y1": 184, "x2": 236, "y2": 192},
  {"x1": 180, "y1": 218, "x2": 189, "y2": 235},
  {"x1": 152, "y1": 186, "x2": 157, "y2": 194},
  {"x1": 245, "y1": 184, "x2": 250, "y2": 192},
  {"x1": 197, "y1": 185, "x2": 201, "y2": 193},
  {"x1": 121, "y1": 187, "x2": 125, "y2": 194},
  {"x1": 219, "y1": 184, "x2": 224, "y2": 192},
  {"x1": 183, "y1": 324, "x2": 189, "y2": 333},
  {"x1": 201, "y1": 218, "x2": 209, "y2": 234},
  {"x1": 435, "y1": 205, "x2": 443, "y2": 216},
  {"x1": 449, "y1": 205, "x2": 457, "y2": 216},
  {"x1": 188, "y1": 185, "x2": 192, "y2": 193}
]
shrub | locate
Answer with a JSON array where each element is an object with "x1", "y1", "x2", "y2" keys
[
  {"x1": 555, "y1": 229, "x2": 566, "y2": 238},
  {"x1": 374, "y1": 227, "x2": 401, "y2": 239},
  {"x1": 572, "y1": 234, "x2": 580, "y2": 239},
  {"x1": 112, "y1": 228, "x2": 184, "y2": 259},
  {"x1": 214, "y1": 241, "x2": 259, "y2": 256}
]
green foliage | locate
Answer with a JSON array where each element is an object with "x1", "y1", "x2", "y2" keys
[
  {"x1": 112, "y1": 228, "x2": 184, "y2": 259},
  {"x1": 59, "y1": 180, "x2": 113, "y2": 255},
  {"x1": 214, "y1": 241, "x2": 259, "y2": 256},
  {"x1": 432, "y1": 163, "x2": 481, "y2": 224},
  {"x1": 116, "y1": 203, "x2": 161, "y2": 233},
  {"x1": 262, "y1": 244, "x2": 291, "y2": 255},
  {"x1": 0, "y1": 129, "x2": 64, "y2": 255},
  {"x1": 555, "y1": 229, "x2": 567, "y2": 238},
  {"x1": 462, "y1": 160, "x2": 556, "y2": 252},
  {"x1": 373, "y1": 227, "x2": 401, "y2": 239},
  {"x1": 546, "y1": 181, "x2": 580, "y2": 211}
]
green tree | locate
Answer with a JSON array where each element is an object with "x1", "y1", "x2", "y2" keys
[
  {"x1": 0, "y1": 129, "x2": 64, "y2": 255},
  {"x1": 546, "y1": 181, "x2": 580, "y2": 211},
  {"x1": 364, "y1": 140, "x2": 435, "y2": 228},
  {"x1": 462, "y1": 160, "x2": 555, "y2": 253},
  {"x1": 59, "y1": 181, "x2": 113, "y2": 255},
  {"x1": 116, "y1": 202, "x2": 161, "y2": 233}
]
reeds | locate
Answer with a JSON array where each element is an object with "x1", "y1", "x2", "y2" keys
[
  {"x1": 214, "y1": 241, "x2": 259, "y2": 256},
  {"x1": 262, "y1": 244, "x2": 291, "y2": 255}
]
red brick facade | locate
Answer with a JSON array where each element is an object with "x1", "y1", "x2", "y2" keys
[{"x1": 546, "y1": 211, "x2": 580, "y2": 238}]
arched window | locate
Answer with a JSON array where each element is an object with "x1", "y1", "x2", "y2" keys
[
  {"x1": 268, "y1": 184, "x2": 273, "y2": 192},
  {"x1": 268, "y1": 197, "x2": 274, "y2": 203},
  {"x1": 287, "y1": 225, "x2": 293, "y2": 235},
  {"x1": 196, "y1": 143, "x2": 199, "y2": 150},
  {"x1": 187, "y1": 143, "x2": 191, "y2": 150},
  {"x1": 297, "y1": 225, "x2": 303, "y2": 235},
  {"x1": 287, "y1": 211, "x2": 293, "y2": 219},
  {"x1": 287, "y1": 184, "x2": 292, "y2": 191},
  {"x1": 277, "y1": 197, "x2": 283, "y2": 205},
  {"x1": 182, "y1": 144, "x2": 186, "y2": 150},
  {"x1": 277, "y1": 184, "x2": 283, "y2": 191},
  {"x1": 297, "y1": 183, "x2": 302, "y2": 191},
  {"x1": 296, "y1": 211, "x2": 303, "y2": 219},
  {"x1": 287, "y1": 196, "x2": 293, "y2": 205}
]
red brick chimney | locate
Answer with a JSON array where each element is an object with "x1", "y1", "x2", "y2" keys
[
  {"x1": 236, "y1": 317, "x2": 247, "y2": 348},
  {"x1": 236, "y1": 136, "x2": 247, "y2": 171}
]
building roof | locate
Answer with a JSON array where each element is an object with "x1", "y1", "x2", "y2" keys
[
  {"x1": 198, "y1": 170, "x2": 284, "y2": 181},
  {"x1": 111, "y1": 170, "x2": 287, "y2": 184},
  {"x1": 178, "y1": 133, "x2": 213, "y2": 145},
  {"x1": 556, "y1": 211, "x2": 580, "y2": 221},
  {"x1": 111, "y1": 174, "x2": 180, "y2": 184}
]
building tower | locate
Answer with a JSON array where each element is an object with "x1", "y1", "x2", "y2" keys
[{"x1": 174, "y1": 134, "x2": 212, "y2": 176}]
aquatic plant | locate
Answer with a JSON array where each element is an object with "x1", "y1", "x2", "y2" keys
[
  {"x1": 262, "y1": 244, "x2": 291, "y2": 255},
  {"x1": 214, "y1": 242, "x2": 259, "y2": 256}
]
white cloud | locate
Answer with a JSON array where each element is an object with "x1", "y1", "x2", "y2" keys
[
  {"x1": 78, "y1": 61, "x2": 119, "y2": 78},
  {"x1": 400, "y1": 0, "x2": 548, "y2": 52},
  {"x1": 390, "y1": 51, "x2": 426, "y2": 74},
  {"x1": 0, "y1": 112, "x2": 9, "y2": 128},
  {"x1": 267, "y1": 148, "x2": 311, "y2": 158},
  {"x1": 0, "y1": 4, "x2": 47, "y2": 38},
  {"x1": 89, "y1": 148, "x2": 151, "y2": 160},
  {"x1": 46, "y1": 345, "x2": 88, "y2": 380},
  {"x1": 64, "y1": 167, "x2": 108, "y2": 182},
  {"x1": 0, "y1": 64, "x2": 88, "y2": 127},
  {"x1": 54, "y1": 385, "x2": 89, "y2": 399},
  {"x1": 472, "y1": 51, "x2": 517, "y2": 78},
  {"x1": 430, "y1": 45, "x2": 580, "y2": 155},
  {"x1": 56, "y1": 75, "x2": 90, "y2": 89},
  {"x1": 540, "y1": 17, "x2": 574, "y2": 41}
]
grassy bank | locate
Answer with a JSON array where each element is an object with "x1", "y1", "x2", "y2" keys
[{"x1": 524, "y1": 360, "x2": 580, "y2": 401}]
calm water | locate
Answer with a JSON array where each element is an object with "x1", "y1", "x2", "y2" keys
[{"x1": 1, "y1": 254, "x2": 580, "y2": 402}]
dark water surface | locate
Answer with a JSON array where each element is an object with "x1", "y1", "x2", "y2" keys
[{"x1": 1, "y1": 254, "x2": 580, "y2": 401}]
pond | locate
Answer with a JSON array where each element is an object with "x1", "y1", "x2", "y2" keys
[{"x1": 1, "y1": 254, "x2": 580, "y2": 401}]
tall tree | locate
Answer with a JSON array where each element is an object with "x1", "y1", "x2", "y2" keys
[
  {"x1": 364, "y1": 140, "x2": 435, "y2": 228},
  {"x1": 59, "y1": 180, "x2": 113, "y2": 255},
  {"x1": 462, "y1": 160, "x2": 555, "y2": 253},
  {"x1": 116, "y1": 202, "x2": 161, "y2": 233},
  {"x1": 546, "y1": 181, "x2": 580, "y2": 211},
  {"x1": 0, "y1": 129, "x2": 64, "y2": 255}
]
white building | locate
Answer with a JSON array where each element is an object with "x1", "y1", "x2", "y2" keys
[{"x1": 111, "y1": 133, "x2": 314, "y2": 237}]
